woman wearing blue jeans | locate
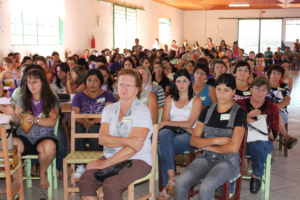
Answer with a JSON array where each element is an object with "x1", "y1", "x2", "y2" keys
[
  {"x1": 174, "y1": 74, "x2": 247, "y2": 200},
  {"x1": 156, "y1": 69, "x2": 201, "y2": 200}
]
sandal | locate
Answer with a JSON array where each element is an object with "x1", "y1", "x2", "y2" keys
[
  {"x1": 166, "y1": 178, "x2": 176, "y2": 196},
  {"x1": 156, "y1": 189, "x2": 173, "y2": 200},
  {"x1": 286, "y1": 137, "x2": 298, "y2": 149}
]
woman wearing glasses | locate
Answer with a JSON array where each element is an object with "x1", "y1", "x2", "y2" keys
[
  {"x1": 79, "y1": 69, "x2": 153, "y2": 200},
  {"x1": 152, "y1": 61, "x2": 171, "y2": 96},
  {"x1": 232, "y1": 61, "x2": 252, "y2": 101},
  {"x1": 193, "y1": 63, "x2": 217, "y2": 110},
  {"x1": 206, "y1": 60, "x2": 227, "y2": 87}
]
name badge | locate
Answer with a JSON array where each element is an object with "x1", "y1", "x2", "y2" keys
[
  {"x1": 97, "y1": 97, "x2": 105, "y2": 103},
  {"x1": 184, "y1": 106, "x2": 192, "y2": 111},
  {"x1": 277, "y1": 87, "x2": 284, "y2": 91},
  {"x1": 220, "y1": 114, "x2": 230, "y2": 121},
  {"x1": 172, "y1": 72, "x2": 175, "y2": 75},
  {"x1": 141, "y1": 97, "x2": 147, "y2": 102},
  {"x1": 243, "y1": 91, "x2": 251, "y2": 96},
  {"x1": 200, "y1": 96, "x2": 206, "y2": 101},
  {"x1": 257, "y1": 114, "x2": 267, "y2": 120},
  {"x1": 284, "y1": 79, "x2": 289, "y2": 83},
  {"x1": 153, "y1": 81, "x2": 158, "y2": 85},
  {"x1": 121, "y1": 116, "x2": 132, "y2": 122}
]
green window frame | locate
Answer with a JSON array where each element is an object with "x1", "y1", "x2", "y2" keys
[
  {"x1": 10, "y1": 10, "x2": 64, "y2": 46},
  {"x1": 159, "y1": 18, "x2": 171, "y2": 44},
  {"x1": 113, "y1": 4, "x2": 137, "y2": 50}
]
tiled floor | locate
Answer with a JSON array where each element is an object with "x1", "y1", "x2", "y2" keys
[{"x1": 1, "y1": 70, "x2": 300, "y2": 200}]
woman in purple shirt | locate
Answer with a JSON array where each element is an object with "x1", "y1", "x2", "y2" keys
[
  {"x1": 108, "y1": 53, "x2": 121, "y2": 77},
  {"x1": 71, "y1": 69, "x2": 115, "y2": 178}
]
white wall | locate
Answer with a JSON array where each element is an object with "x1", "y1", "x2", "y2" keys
[
  {"x1": 0, "y1": 0, "x2": 184, "y2": 60},
  {"x1": 184, "y1": 9, "x2": 300, "y2": 51}
]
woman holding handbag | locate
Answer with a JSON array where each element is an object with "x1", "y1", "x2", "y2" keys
[
  {"x1": 78, "y1": 68, "x2": 153, "y2": 200},
  {"x1": 156, "y1": 69, "x2": 201, "y2": 200},
  {"x1": 235, "y1": 76, "x2": 279, "y2": 194}
]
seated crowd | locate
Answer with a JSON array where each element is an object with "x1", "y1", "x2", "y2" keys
[{"x1": 0, "y1": 37, "x2": 298, "y2": 200}]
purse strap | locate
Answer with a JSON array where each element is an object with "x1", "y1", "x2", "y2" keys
[{"x1": 247, "y1": 123, "x2": 269, "y2": 136}]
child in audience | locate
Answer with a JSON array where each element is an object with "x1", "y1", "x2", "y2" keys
[
  {"x1": 66, "y1": 65, "x2": 86, "y2": 94},
  {"x1": 35, "y1": 56, "x2": 53, "y2": 84}
]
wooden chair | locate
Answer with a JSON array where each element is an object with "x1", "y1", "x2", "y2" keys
[
  {"x1": 98, "y1": 124, "x2": 159, "y2": 200},
  {"x1": 22, "y1": 118, "x2": 59, "y2": 200},
  {"x1": 0, "y1": 126, "x2": 24, "y2": 200},
  {"x1": 63, "y1": 111, "x2": 103, "y2": 200}
]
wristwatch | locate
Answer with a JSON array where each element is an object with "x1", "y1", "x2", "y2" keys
[
  {"x1": 36, "y1": 118, "x2": 40, "y2": 125},
  {"x1": 205, "y1": 146, "x2": 210, "y2": 151}
]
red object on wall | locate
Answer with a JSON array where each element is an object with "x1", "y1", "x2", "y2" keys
[{"x1": 91, "y1": 37, "x2": 95, "y2": 49}]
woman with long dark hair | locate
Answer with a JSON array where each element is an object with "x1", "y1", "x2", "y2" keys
[
  {"x1": 122, "y1": 57, "x2": 135, "y2": 69},
  {"x1": 108, "y1": 53, "x2": 121, "y2": 77},
  {"x1": 51, "y1": 62, "x2": 70, "y2": 94},
  {"x1": 1, "y1": 69, "x2": 60, "y2": 189},
  {"x1": 152, "y1": 61, "x2": 171, "y2": 96},
  {"x1": 156, "y1": 69, "x2": 201, "y2": 199},
  {"x1": 98, "y1": 66, "x2": 114, "y2": 93}
]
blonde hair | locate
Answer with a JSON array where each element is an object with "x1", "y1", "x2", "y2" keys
[
  {"x1": 117, "y1": 68, "x2": 142, "y2": 98},
  {"x1": 137, "y1": 66, "x2": 152, "y2": 84}
]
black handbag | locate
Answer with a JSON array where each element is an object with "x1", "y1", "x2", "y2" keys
[
  {"x1": 163, "y1": 126, "x2": 188, "y2": 134},
  {"x1": 94, "y1": 160, "x2": 133, "y2": 182}
]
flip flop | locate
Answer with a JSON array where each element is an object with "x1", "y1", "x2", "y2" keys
[{"x1": 287, "y1": 137, "x2": 298, "y2": 149}]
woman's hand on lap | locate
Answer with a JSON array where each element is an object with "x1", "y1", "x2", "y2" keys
[
  {"x1": 158, "y1": 121, "x2": 165, "y2": 130},
  {"x1": 26, "y1": 115, "x2": 37, "y2": 125},
  {"x1": 86, "y1": 160, "x2": 107, "y2": 170}
]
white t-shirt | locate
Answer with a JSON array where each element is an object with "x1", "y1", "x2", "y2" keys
[
  {"x1": 153, "y1": 44, "x2": 161, "y2": 49},
  {"x1": 101, "y1": 97, "x2": 154, "y2": 166}
]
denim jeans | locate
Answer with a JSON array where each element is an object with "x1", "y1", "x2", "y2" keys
[
  {"x1": 174, "y1": 153, "x2": 239, "y2": 200},
  {"x1": 75, "y1": 124, "x2": 103, "y2": 151},
  {"x1": 32, "y1": 125, "x2": 66, "y2": 171},
  {"x1": 157, "y1": 129, "x2": 194, "y2": 187},
  {"x1": 246, "y1": 140, "x2": 273, "y2": 177}
]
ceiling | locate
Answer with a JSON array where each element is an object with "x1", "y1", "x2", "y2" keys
[{"x1": 152, "y1": 0, "x2": 300, "y2": 10}]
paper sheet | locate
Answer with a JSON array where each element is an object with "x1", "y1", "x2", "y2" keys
[
  {"x1": 0, "y1": 97, "x2": 11, "y2": 105},
  {"x1": 247, "y1": 117, "x2": 268, "y2": 142},
  {"x1": 0, "y1": 114, "x2": 11, "y2": 124}
]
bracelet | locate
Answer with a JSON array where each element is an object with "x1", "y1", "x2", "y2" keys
[{"x1": 205, "y1": 146, "x2": 210, "y2": 151}]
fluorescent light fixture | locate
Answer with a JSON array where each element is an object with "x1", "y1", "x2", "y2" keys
[{"x1": 229, "y1": 4, "x2": 250, "y2": 7}]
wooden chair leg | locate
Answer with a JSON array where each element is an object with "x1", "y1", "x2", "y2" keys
[
  {"x1": 158, "y1": 162, "x2": 163, "y2": 191},
  {"x1": 127, "y1": 183, "x2": 135, "y2": 200},
  {"x1": 5, "y1": 168, "x2": 12, "y2": 200},
  {"x1": 18, "y1": 161, "x2": 24, "y2": 200},
  {"x1": 53, "y1": 158, "x2": 58, "y2": 189},
  {"x1": 284, "y1": 123, "x2": 288, "y2": 157},
  {"x1": 63, "y1": 158, "x2": 68, "y2": 200},
  {"x1": 279, "y1": 133, "x2": 283, "y2": 151},
  {"x1": 71, "y1": 164, "x2": 75, "y2": 196},
  {"x1": 222, "y1": 182, "x2": 230, "y2": 200}
]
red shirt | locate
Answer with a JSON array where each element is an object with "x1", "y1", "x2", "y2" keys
[{"x1": 236, "y1": 98, "x2": 279, "y2": 140}]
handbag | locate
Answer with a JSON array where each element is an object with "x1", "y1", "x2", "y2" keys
[
  {"x1": 247, "y1": 116, "x2": 270, "y2": 142},
  {"x1": 163, "y1": 126, "x2": 188, "y2": 134},
  {"x1": 94, "y1": 160, "x2": 133, "y2": 182}
]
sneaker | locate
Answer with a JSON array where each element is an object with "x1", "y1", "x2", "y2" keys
[{"x1": 73, "y1": 165, "x2": 85, "y2": 179}]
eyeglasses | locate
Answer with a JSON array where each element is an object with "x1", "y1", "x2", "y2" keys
[
  {"x1": 195, "y1": 71, "x2": 206, "y2": 75},
  {"x1": 27, "y1": 80, "x2": 41, "y2": 85},
  {"x1": 237, "y1": 68, "x2": 250, "y2": 73},
  {"x1": 118, "y1": 83, "x2": 136, "y2": 89},
  {"x1": 215, "y1": 66, "x2": 225, "y2": 70},
  {"x1": 253, "y1": 87, "x2": 268, "y2": 93},
  {"x1": 154, "y1": 66, "x2": 163, "y2": 70}
]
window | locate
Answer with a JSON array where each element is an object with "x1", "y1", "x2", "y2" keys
[
  {"x1": 10, "y1": 9, "x2": 63, "y2": 45},
  {"x1": 238, "y1": 19, "x2": 282, "y2": 54},
  {"x1": 285, "y1": 20, "x2": 300, "y2": 42},
  {"x1": 159, "y1": 18, "x2": 171, "y2": 44},
  {"x1": 113, "y1": 5, "x2": 137, "y2": 50},
  {"x1": 238, "y1": 20, "x2": 260, "y2": 54}
]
